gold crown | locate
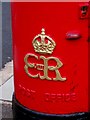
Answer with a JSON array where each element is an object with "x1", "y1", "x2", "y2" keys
[{"x1": 32, "y1": 28, "x2": 56, "y2": 54}]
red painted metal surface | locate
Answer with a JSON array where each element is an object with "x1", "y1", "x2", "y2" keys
[{"x1": 11, "y1": 2, "x2": 89, "y2": 114}]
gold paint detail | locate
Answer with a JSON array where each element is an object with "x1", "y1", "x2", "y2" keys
[
  {"x1": 32, "y1": 28, "x2": 56, "y2": 54},
  {"x1": 24, "y1": 53, "x2": 66, "y2": 81},
  {"x1": 24, "y1": 54, "x2": 38, "y2": 78}
]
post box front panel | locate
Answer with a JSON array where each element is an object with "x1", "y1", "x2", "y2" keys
[{"x1": 11, "y1": 2, "x2": 89, "y2": 114}]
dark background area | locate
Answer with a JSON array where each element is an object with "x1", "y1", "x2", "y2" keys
[{"x1": 2, "y1": 2, "x2": 12, "y2": 68}]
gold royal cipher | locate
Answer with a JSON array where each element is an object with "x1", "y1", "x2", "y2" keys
[{"x1": 24, "y1": 28, "x2": 66, "y2": 81}]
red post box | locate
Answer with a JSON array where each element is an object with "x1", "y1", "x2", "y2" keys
[{"x1": 11, "y1": 1, "x2": 90, "y2": 119}]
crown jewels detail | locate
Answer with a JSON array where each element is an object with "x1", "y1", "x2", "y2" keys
[{"x1": 32, "y1": 28, "x2": 56, "y2": 54}]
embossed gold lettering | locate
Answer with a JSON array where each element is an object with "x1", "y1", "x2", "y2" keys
[
  {"x1": 24, "y1": 54, "x2": 38, "y2": 78},
  {"x1": 40, "y1": 56, "x2": 66, "y2": 81},
  {"x1": 24, "y1": 53, "x2": 66, "y2": 81}
]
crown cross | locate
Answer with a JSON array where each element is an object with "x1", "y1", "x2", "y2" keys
[{"x1": 32, "y1": 28, "x2": 56, "y2": 54}]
